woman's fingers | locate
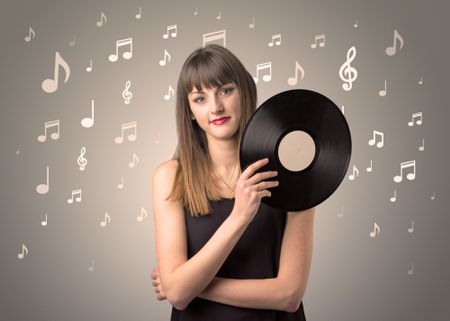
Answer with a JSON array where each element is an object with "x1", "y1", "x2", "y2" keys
[
  {"x1": 241, "y1": 158, "x2": 269, "y2": 179},
  {"x1": 247, "y1": 170, "x2": 278, "y2": 186}
]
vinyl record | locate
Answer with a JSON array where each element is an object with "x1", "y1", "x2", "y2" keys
[{"x1": 239, "y1": 89, "x2": 352, "y2": 211}]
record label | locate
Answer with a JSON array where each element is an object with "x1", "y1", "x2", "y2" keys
[{"x1": 239, "y1": 89, "x2": 352, "y2": 211}]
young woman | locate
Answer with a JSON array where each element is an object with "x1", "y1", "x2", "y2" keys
[{"x1": 151, "y1": 44, "x2": 315, "y2": 321}]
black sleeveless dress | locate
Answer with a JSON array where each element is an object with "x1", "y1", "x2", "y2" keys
[{"x1": 170, "y1": 198, "x2": 306, "y2": 321}]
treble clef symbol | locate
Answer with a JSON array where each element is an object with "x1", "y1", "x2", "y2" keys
[
  {"x1": 339, "y1": 46, "x2": 358, "y2": 91},
  {"x1": 77, "y1": 146, "x2": 88, "y2": 171},
  {"x1": 122, "y1": 80, "x2": 133, "y2": 104}
]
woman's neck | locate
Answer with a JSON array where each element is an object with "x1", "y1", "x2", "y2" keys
[{"x1": 208, "y1": 137, "x2": 240, "y2": 175}]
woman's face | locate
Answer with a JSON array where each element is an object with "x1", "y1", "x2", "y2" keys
[{"x1": 188, "y1": 82, "x2": 242, "y2": 142}]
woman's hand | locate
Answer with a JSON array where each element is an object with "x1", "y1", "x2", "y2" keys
[
  {"x1": 233, "y1": 158, "x2": 279, "y2": 223},
  {"x1": 151, "y1": 267, "x2": 167, "y2": 301}
]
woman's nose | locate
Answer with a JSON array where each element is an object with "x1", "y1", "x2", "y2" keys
[{"x1": 210, "y1": 97, "x2": 224, "y2": 114}]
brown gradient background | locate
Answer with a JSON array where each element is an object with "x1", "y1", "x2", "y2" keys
[{"x1": 1, "y1": 0, "x2": 449, "y2": 320}]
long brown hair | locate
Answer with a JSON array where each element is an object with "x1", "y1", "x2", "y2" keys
[{"x1": 167, "y1": 44, "x2": 257, "y2": 216}]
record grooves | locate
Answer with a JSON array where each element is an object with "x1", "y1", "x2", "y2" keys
[{"x1": 239, "y1": 89, "x2": 352, "y2": 211}]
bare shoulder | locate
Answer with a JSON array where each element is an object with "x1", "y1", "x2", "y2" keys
[
  {"x1": 153, "y1": 159, "x2": 179, "y2": 187},
  {"x1": 152, "y1": 159, "x2": 181, "y2": 208}
]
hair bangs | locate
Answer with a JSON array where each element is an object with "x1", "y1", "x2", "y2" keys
[{"x1": 183, "y1": 54, "x2": 236, "y2": 94}]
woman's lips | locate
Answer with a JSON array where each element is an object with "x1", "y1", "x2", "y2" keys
[{"x1": 211, "y1": 117, "x2": 230, "y2": 125}]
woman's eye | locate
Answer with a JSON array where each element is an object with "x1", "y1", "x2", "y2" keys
[
  {"x1": 221, "y1": 87, "x2": 233, "y2": 95},
  {"x1": 193, "y1": 97, "x2": 204, "y2": 103}
]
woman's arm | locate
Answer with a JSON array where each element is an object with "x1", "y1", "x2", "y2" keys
[
  {"x1": 198, "y1": 207, "x2": 315, "y2": 312},
  {"x1": 152, "y1": 160, "x2": 251, "y2": 310}
]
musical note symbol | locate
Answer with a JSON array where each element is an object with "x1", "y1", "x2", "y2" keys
[
  {"x1": 122, "y1": 80, "x2": 133, "y2": 104},
  {"x1": 100, "y1": 212, "x2": 111, "y2": 227},
  {"x1": 81, "y1": 100, "x2": 95, "y2": 128},
  {"x1": 67, "y1": 189, "x2": 82, "y2": 204},
  {"x1": 393, "y1": 160, "x2": 416, "y2": 183},
  {"x1": 194, "y1": 8, "x2": 198, "y2": 15},
  {"x1": 88, "y1": 259, "x2": 95, "y2": 272},
  {"x1": 369, "y1": 222, "x2": 381, "y2": 238},
  {"x1": 368, "y1": 130, "x2": 384, "y2": 148},
  {"x1": 117, "y1": 176, "x2": 124, "y2": 189},
  {"x1": 408, "y1": 262, "x2": 414, "y2": 275},
  {"x1": 96, "y1": 11, "x2": 107, "y2": 27},
  {"x1": 337, "y1": 207, "x2": 344, "y2": 218},
  {"x1": 159, "y1": 49, "x2": 171, "y2": 66},
  {"x1": 18, "y1": 244, "x2": 29, "y2": 259},
  {"x1": 37, "y1": 120, "x2": 60, "y2": 142},
  {"x1": 339, "y1": 46, "x2": 358, "y2": 91},
  {"x1": 114, "y1": 121, "x2": 137, "y2": 144},
  {"x1": 86, "y1": 59, "x2": 93, "y2": 72},
  {"x1": 164, "y1": 85, "x2": 175, "y2": 100},
  {"x1": 408, "y1": 220, "x2": 414, "y2": 233},
  {"x1": 41, "y1": 213, "x2": 48, "y2": 226},
  {"x1": 25, "y1": 27, "x2": 35, "y2": 42},
  {"x1": 353, "y1": 20, "x2": 358, "y2": 28},
  {"x1": 288, "y1": 61, "x2": 305, "y2": 86},
  {"x1": 42, "y1": 52, "x2": 70, "y2": 93},
  {"x1": 137, "y1": 207, "x2": 148, "y2": 222},
  {"x1": 135, "y1": 7, "x2": 142, "y2": 19},
  {"x1": 109, "y1": 37, "x2": 133, "y2": 62},
  {"x1": 341, "y1": 105, "x2": 345, "y2": 114},
  {"x1": 385, "y1": 29, "x2": 404, "y2": 56},
  {"x1": 202, "y1": 29, "x2": 226, "y2": 47},
  {"x1": 390, "y1": 189, "x2": 397, "y2": 202},
  {"x1": 253, "y1": 62, "x2": 272, "y2": 83},
  {"x1": 69, "y1": 34, "x2": 76, "y2": 46},
  {"x1": 348, "y1": 165, "x2": 359, "y2": 180},
  {"x1": 430, "y1": 192, "x2": 435, "y2": 200},
  {"x1": 216, "y1": 11, "x2": 221, "y2": 19},
  {"x1": 163, "y1": 24, "x2": 177, "y2": 39},
  {"x1": 310, "y1": 34, "x2": 325, "y2": 48},
  {"x1": 128, "y1": 153, "x2": 139, "y2": 168},
  {"x1": 36, "y1": 166, "x2": 49, "y2": 194},
  {"x1": 366, "y1": 160, "x2": 373, "y2": 173},
  {"x1": 268, "y1": 34, "x2": 281, "y2": 47},
  {"x1": 408, "y1": 112, "x2": 423, "y2": 126},
  {"x1": 378, "y1": 80, "x2": 387, "y2": 96},
  {"x1": 77, "y1": 146, "x2": 88, "y2": 171},
  {"x1": 16, "y1": 146, "x2": 20, "y2": 155},
  {"x1": 418, "y1": 139, "x2": 425, "y2": 151},
  {"x1": 418, "y1": 76, "x2": 423, "y2": 85},
  {"x1": 249, "y1": 16, "x2": 255, "y2": 29}
]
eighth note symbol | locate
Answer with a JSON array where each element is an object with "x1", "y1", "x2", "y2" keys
[
  {"x1": 18, "y1": 244, "x2": 29, "y2": 259},
  {"x1": 137, "y1": 207, "x2": 148, "y2": 222},
  {"x1": 287, "y1": 61, "x2": 305, "y2": 86},
  {"x1": 100, "y1": 212, "x2": 111, "y2": 227},
  {"x1": 159, "y1": 49, "x2": 171, "y2": 66},
  {"x1": 164, "y1": 85, "x2": 174, "y2": 100},
  {"x1": 96, "y1": 12, "x2": 107, "y2": 27},
  {"x1": 348, "y1": 165, "x2": 359, "y2": 180},
  {"x1": 25, "y1": 27, "x2": 35, "y2": 42},
  {"x1": 42, "y1": 51, "x2": 71, "y2": 93},
  {"x1": 369, "y1": 222, "x2": 381, "y2": 238},
  {"x1": 385, "y1": 29, "x2": 404, "y2": 56}
]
